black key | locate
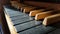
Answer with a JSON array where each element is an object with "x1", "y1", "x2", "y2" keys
[
  {"x1": 15, "y1": 20, "x2": 42, "y2": 32},
  {"x1": 4, "y1": 8, "x2": 24, "y2": 17},
  {"x1": 11, "y1": 14, "x2": 28, "y2": 21},
  {"x1": 48, "y1": 29, "x2": 60, "y2": 34},
  {"x1": 18, "y1": 25, "x2": 56, "y2": 34},
  {"x1": 12, "y1": 16, "x2": 34, "y2": 25}
]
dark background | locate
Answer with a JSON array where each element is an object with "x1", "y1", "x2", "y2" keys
[{"x1": 20, "y1": 0, "x2": 60, "y2": 3}]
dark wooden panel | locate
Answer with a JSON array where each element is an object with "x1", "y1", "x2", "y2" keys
[{"x1": 24, "y1": 0, "x2": 60, "y2": 3}]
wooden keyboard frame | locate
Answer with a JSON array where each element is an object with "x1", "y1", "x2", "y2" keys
[{"x1": 4, "y1": 13, "x2": 17, "y2": 34}]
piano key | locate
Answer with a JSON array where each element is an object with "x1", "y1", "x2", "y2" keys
[
  {"x1": 12, "y1": 16, "x2": 34, "y2": 25},
  {"x1": 29, "y1": 9, "x2": 45, "y2": 17},
  {"x1": 22, "y1": 6, "x2": 37, "y2": 13},
  {"x1": 4, "y1": 8, "x2": 22, "y2": 14},
  {"x1": 13, "y1": 3, "x2": 28, "y2": 10},
  {"x1": 4, "y1": 8, "x2": 25, "y2": 17},
  {"x1": 15, "y1": 20, "x2": 42, "y2": 32},
  {"x1": 10, "y1": 1, "x2": 31, "y2": 10},
  {"x1": 48, "y1": 22, "x2": 60, "y2": 34},
  {"x1": 10, "y1": 1, "x2": 27, "y2": 6},
  {"x1": 10, "y1": 1, "x2": 37, "y2": 12},
  {"x1": 4, "y1": 5, "x2": 18, "y2": 10},
  {"x1": 48, "y1": 29, "x2": 60, "y2": 34},
  {"x1": 20, "y1": 6, "x2": 33, "y2": 12},
  {"x1": 8, "y1": 13, "x2": 25, "y2": 18},
  {"x1": 10, "y1": 1, "x2": 21, "y2": 7},
  {"x1": 17, "y1": 3, "x2": 28, "y2": 9},
  {"x1": 35, "y1": 11, "x2": 57, "y2": 20},
  {"x1": 6, "y1": 11, "x2": 23, "y2": 15},
  {"x1": 9, "y1": 13, "x2": 21, "y2": 17},
  {"x1": 4, "y1": 8, "x2": 22, "y2": 13},
  {"x1": 11, "y1": 3, "x2": 35, "y2": 12},
  {"x1": 19, "y1": 25, "x2": 56, "y2": 34},
  {"x1": 10, "y1": 13, "x2": 29, "y2": 20},
  {"x1": 43, "y1": 14, "x2": 60, "y2": 26}
]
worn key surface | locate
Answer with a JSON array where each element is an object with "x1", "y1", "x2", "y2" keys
[
  {"x1": 15, "y1": 20, "x2": 42, "y2": 32},
  {"x1": 4, "y1": 8, "x2": 24, "y2": 17},
  {"x1": 4, "y1": 5, "x2": 59, "y2": 34},
  {"x1": 12, "y1": 16, "x2": 34, "y2": 25},
  {"x1": 19, "y1": 25, "x2": 56, "y2": 34},
  {"x1": 48, "y1": 29, "x2": 60, "y2": 34}
]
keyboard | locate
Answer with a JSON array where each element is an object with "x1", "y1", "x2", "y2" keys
[{"x1": 4, "y1": 5, "x2": 60, "y2": 34}]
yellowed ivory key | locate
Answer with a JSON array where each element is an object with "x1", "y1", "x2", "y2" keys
[
  {"x1": 35, "y1": 11, "x2": 57, "y2": 20},
  {"x1": 43, "y1": 14, "x2": 60, "y2": 26},
  {"x1": 23, "y1": 7, "x2": 37, "y2": 13},
  {"x1": 29, "y1": 9, "x2": 45, "y2": 17}
]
